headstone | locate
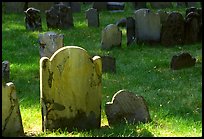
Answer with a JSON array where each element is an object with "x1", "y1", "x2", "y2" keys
[
  {"x1": 176, "y1": 2, "x2": 188, "y2": 7},
  {"x1": 4, "y1": 2, "x2": 26, "y2": 13},
  {"x1": 101, "y1": 24, "x2": 122, "y2": 50},
  {"x1": 161, "y1": 12, "x2": 185, "y2": 46},
  {"x1": 185, "y1": 7, "x2": 198, "y2": 17},
  {"x1": 92, "y1": 2, "x2": 107, "y2": 11},
  {"x1": 24, "y1": 7, "x2": 42, "y2": 31},
  {"x1": 126, "y1": 17, "x2": 135, "y2": 46},
  {"x1": 157, "y1": 10, "x2": 170, "y2": 25},
  {"x1": 115, "y1": 18, "x2": 126, "y2": 28},
  {"x1": 107, "y1": 2, "x2": 125, "y2": 11},
  {"x1": 45, "y1": 3, "x2": 73, "y2": 29},
  {"x1": 101, "y1": 56, "x2": 116, "y2": 73},
  {"x1": 170, "y1": 52, "x2": 196, "y2": 70},
  {"x1": 132, "y1": 2, "x2": 146, "y2": 10},
  {"x1": 27, "y1": 2, "x2": 54, "y2": 12},
  {"x1": 184, "y1": 12, "x2": 200, "y2": 44},
  {"x1": 40, "y1": 46, "x2": 102, "y2": 132},
  {"x1": 134, "y1": 9, "x2": 161, "y2": 44},
  {"x1": 39, "y1": 32, "x2": 64, "y2": 58},
  {"x1": 105, "y1": 90, "x2": 150, "y2": 126},
  {"x1": 2, "y1": 82, "x2": 24, "y2": 137},
  {"x1": 2, "y1": 61, "x2": 10, "y2": 84},
  {"x1": 150, "y1": 2, "x2": 173, "y2": 9},
  {"x1": 86, "y1": 8, "x2": 99, "y2": 27}
]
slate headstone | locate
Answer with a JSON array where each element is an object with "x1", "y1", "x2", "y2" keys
[
  {"x1": 86, "y1": 8, "x2": 99, "y2": 27},
  {"x1": 101, "y1": 56, "x2": 116, "y2": 73},
  {"x1": 126, "y1": 17, "x2": 136, "y2": 46}
]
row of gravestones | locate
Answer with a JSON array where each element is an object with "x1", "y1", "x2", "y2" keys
[{"x1": 100, "y1": 7, "x2": 202, "y2": 50}]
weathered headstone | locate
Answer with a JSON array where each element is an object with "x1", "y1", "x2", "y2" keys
[
  {"x1": 101, "y1": 56, "x2": 116, "y2": 73},
  {"x1": 161, "y1": 12, "x2": 185, "y2": 46},
  {"x1": 24, "y1": 7, "x2": 42, "y2": 31},
  {"x1": 39, "y1": 32, "x2": 64, "y2": 58},
  {"x1": 86, "y1": 8, "x2": 99, "y2": 27},
  {"x1": 2, "y1": 61, "x2": 10, "y2": 84},
  {"x1": 184, "y1": 12, "x2": 200, "y2": 44},
  {"x1": 157, "y1": 10, "x2": 170, "y2": 25},
  {"x1": 2, "y1": 82, "x2": 24, "y2": 137},
  {"x1": 105, "y1": 90, "x2": 150, "y2": 126},
  {"x1": 27, "y1": 2, "x2": 54, "y2": 12},
  {"x1": 134, "y1": 9, "x2": 161, "y2": 44},
  {"x1": 101, "y1": 24, "x2": 122, "y2": 50},
  {"x1": 132, "y1": 2, "x2": 146, "y2": 10},
  {"x1": 107, "y1": 2, "x2": 125, "y2": 11},
  {"x1": 126, "y1": 17, "x2": 135, "y2": 46},
  {"x1": 92, "y1": 2, "x2": 107, "y2": 11},
  {"x1": 45, "y1": 3, "x2": 73, "y2": 29},
  {"x1": 170, "y1": 52, "x2": 196, "y2": 70},
  {"x1": 150, "y1": 2, "x2": 173, "y2": 9},
  {"x1": 40, "y1": 46, "x2": 102, "y2": 132}
]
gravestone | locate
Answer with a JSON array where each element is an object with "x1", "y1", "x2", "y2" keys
[
  {"x1": 134, "y1": 9, "x2": 161, "y2": 44},
  {"x1": 45, "y1": 3, "x2": 73, "y2": 29},
  {"x1": 161, "y1": 12, "x2": 185, "y2": 46},
  {"x1": 101, "y1": 24, "x2": 122, "y2": 50},
  {"x1": 105, "y1": 90, "x2": 150, "y2": 126},
  {"x1": 24, "y1": 7, "x2": 42, "y2": 31},
  {"x1": 170, "y1": 52, "x2": 196, "y2": 70},
  {"x1": 126, "y1": 17, "x2": 135, "y2": 46},
  {"x1": 150, "y1": 2, "x2": 173, "y2": 9},
  {"x1": 86, "y1": 8, "x2": 99, "y2": 27},
  {"x1": 40, "y1": 46, "x2": 102, "y2": 132},
  {"x1": 184, "y1": 12, "x2": 200, "y2": 44},
  {"x1": 107, "y1": 2, "x2": 125, "y2": 11},
  {"x1": 101, "y1": 56, "x2": 116, "y2": 73},
  {"x1": 132, "y1": 2, "x2": 146, "y2": 10},
  {"x1": 92, "y1": 2, "x2": 107, "y2": 11},
  {"x1": 2, "y1": 82, "x2": 24, "y2": 137},
  {"x1": 2, "y1": 61, "x2": 10, "y2": 84},
  {"x1": 157, "y1": 10, "x2": 170, "y2": 25},
  {"x1": 39, "y1": 32, "x2": 64, "y2": 58},
  {"x1": 27, "y1": 2, "x2": 54, "y2": 12}
]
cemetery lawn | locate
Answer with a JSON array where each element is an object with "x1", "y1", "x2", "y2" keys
[{"x1": 2, "y1": 3, "x2": 202, "y2": 137}]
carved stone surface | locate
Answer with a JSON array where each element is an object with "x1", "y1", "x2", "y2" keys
[
  {"x1": 39, "y1": 32, "x2": 64, "y2": 58},
  {"x1": 105, "y1": 90, "x2": 150, "y2": 126},
  {"x1": 24, "y1": 7, "x2": 42, "y2": 31},
  {"x1": 86, "y1": 8, "x2": 99, "y2": 27},
  {"x1": 161, "y1": 12, "x2": 185, "y2": 46},
  {"x1": 2, "y1": 82, "x2": 24, "y2": 137},
  {"x1": 2, "y1": 61, "x2": 10, "y2": 84},
  {"x1": 40, "y1": 46, "x2": 102, "y2": 131},
  {"x1": 134, "y1": 9, "x2": 161, "y2": 44},
  {"x1": 45, "y1": 3, "x2": 73, "y2": 29},
  {"x1": 126, "y1": 17, "x2": 135, "y2": 46},
  {"x1": 101, "y1": 56, "x2": 116, "y2": 73},
  {"x1": 170, "y1": 52, "x2": 196, "y2": 70},
  {"x1": 101, "y1": 24, "x2": 122, "y2": 50}
]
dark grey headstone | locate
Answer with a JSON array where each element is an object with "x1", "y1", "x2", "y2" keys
[
  {"x1": 24, "y1": 7, "x2": 42, "y2": 31},
  {"x1": 170, "y1": 52, "x2": 196, "y2": 70},
  {"x1": 105, "y1": 90, "x2": 151, "y2": 126},
  {"x1": 2, "y1": 61, "x2": 10, "y2": 85},
  {"x1": 126, "y1": 17, "x2": 135, "y2": 46},
  {"x1": 101, "y1": 56, "x2": 116, "y2": 73},
  {"x1": 86, "y1": 8, "x2": 99, "y2": 27}
]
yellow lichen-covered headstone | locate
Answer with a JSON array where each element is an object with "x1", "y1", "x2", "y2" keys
[
  {"x1": 2, "y1": 82, "x2": 24, "y2": 137},
  {"x1": 40, "y1": 46, "x2": 102, "y2": 131}
]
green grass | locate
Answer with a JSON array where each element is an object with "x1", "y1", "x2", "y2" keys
[{"x1": 2, "y1": 2, "x2": 202, "y2": 137}]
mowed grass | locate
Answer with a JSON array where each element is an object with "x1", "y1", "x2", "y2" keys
[{"x1": 2, "y1": 3, "x2": 202, "y2": 137}]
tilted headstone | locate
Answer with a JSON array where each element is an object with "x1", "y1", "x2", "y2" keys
[
  {"x1": 157, "y1": 10, "x2": 170, "y2": 25},
  {"x1": 161, "y1": 12, "x2": 185, "y2": 46},
  {"x1": 92, "y1": 2, "x2": 107, "y2": 11},
  {"x1": 45, "y1": 3, "x2": 73, "y2": 29},
  {"x1": 105, "y1": 90, "x2": 150, "y2": 126},
  {"x1": 86, "y1": 8, "x2": 99, "y2": 27},
  {"x1": 134, "y1": 9, "x2": 161, "y2": 44},
  {"x1": 132, "y1": 2, "x2": 146, "y2": 10},
  {"x1": 101, "y1": 56, "x2": 116, "y2": 73},
  {"x1": 2, "y1": 82, "x2": 24, "y2": 137},
  {"x1": 39, "y1": 32, "x2": 64, "y2": 58},
  {"x1": 184, "y1": 12, "x2": 200, "y2": 44},
  {"x1": 170, "y1": 52, "x2": 196, "y2": 70},
  {"x1": 150, "y1": 2, "x2": 173, "y2": 9},
  {"x1": 101, "y1": 24, "x2": 122, "y2": 50},
  {"x1": 2, "y1": 61, "x2": 10, "y2": 84},
  {"x1": 40, "y1": 46, "x2": 102, "y2": 131},
  {"x1": 107, "y1": 2, "x2": 125, "y2": 11},
  {"x1": 24, "y1": 7, "x2": 42, "y2": 31},
  {"x1": 27, "y1": 2, "x2": 54, "y2": 12},
  {"x1": 126, "y1": 17, "x2": 135, "y2": 46}
]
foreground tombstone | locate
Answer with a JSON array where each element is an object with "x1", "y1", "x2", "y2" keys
[
  {"x1": 105, "y1": 90, "x2": 150, "y2": 126},
  {"x1": 38, "y1": 32, "x2": 64, "y2": 58},
  {"x1": 134, "y1": 9, "x2": 161, "y2": 44},
  {"x1": 126, "y1": 17, "x2": 135, "y2": 46},
  {"x1": 86, "y1": 8, "x2": 99, "y2": 27},
  {"x1": 2, "y1": 82, "x2": 24, "y2": 136},
  {"x1": 170, "y1": 52, "x2": 196, "y2": 70},
  {"x1": 40, "y1": 46, "x2": 102, "y2": 132},
  {"x1": 101, "y1": 24, "x2": 122, "y2": 50},
  {"x1": 45, "y1": 3, "x2": 73, "y2": 29},
  {"x1": 24, "y1": 7, "x2": 42, "y2": 31}
]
